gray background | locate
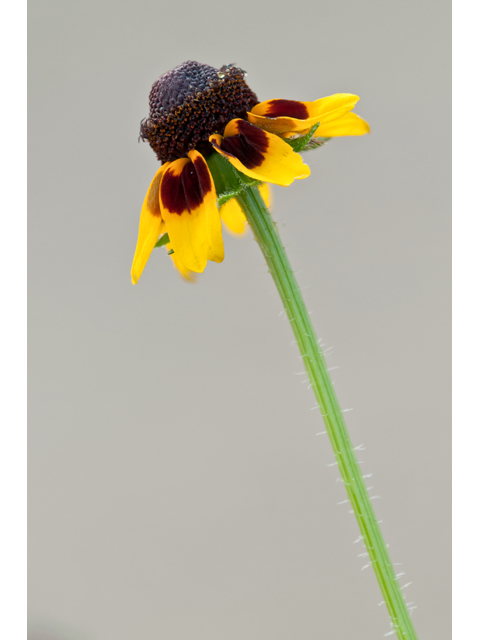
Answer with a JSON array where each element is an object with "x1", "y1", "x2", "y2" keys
[{"x1": 29, "y1": 1, "x2": 451, "y2": 638}]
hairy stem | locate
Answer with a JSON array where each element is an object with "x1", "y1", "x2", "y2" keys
[{"x1": 237, "y1": 186, "x2": 418, "y2": 640}]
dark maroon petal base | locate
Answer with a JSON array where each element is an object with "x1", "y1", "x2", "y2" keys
[{"x1": 161, "y1": 156, "x2": 213, "y2": 215}]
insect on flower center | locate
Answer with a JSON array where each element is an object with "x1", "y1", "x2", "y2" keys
[{"x1": 140, "y1": 61, "x2": 258, "y2": 163}]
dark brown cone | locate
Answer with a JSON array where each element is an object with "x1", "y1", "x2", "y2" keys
[{"x1": 140, "y1": 61, "x2": 258, "y2": 162}]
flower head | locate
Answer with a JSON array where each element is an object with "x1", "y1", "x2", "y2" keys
[{"x1": 131, "y1": 61, "x2": 369, "y2": 283}]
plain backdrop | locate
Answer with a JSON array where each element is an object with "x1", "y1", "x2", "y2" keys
[{"x1": 28, "y1": 1, "x2": 451, "y2": 638}]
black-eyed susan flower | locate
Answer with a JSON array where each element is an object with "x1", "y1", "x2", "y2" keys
[
  {"x1": 130, "y1": 63, "x2": 418, "y2": 640},
  {"x1": 131, "y1": 61, "x2": 369, "y2": 283}
]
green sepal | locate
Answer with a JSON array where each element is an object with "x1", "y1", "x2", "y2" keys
[
  {"x1": 301, "y1": 136, "x2": 331, "y2": 151},
  {"x1": 283, "y1": 123, "x2": 330, "y2": 153},
  {"x1": 154, "y1": 233, "x2": 170, "y2": 249},
  {"x1": 206, "y1": 152, "x2": 261, "y2": 207}
]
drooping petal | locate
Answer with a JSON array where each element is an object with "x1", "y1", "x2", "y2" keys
[
  {"x1": 220, "y1": 182, "x2": 271, "y2": 236},
  {"x1": 160, "y1": 150, "x2": 224, "y2": 273},
  {"x1": 247, "y1": 94, "x2": 360, "y2": 136},
  {"x1": 209, "y1": 119, "x2": 310, "y2": 187},
  {"x1": 220, "y1": 197, "x2": 248, "y2": 236},
  {"x1": 131, "y1": 165, "x2": 168, "y2": 285},
  {"x1": 311, "y1": 93, "x2": 360, "y2": 124},
  {"x1": 258, "y1": 183, "x2": 271, "y2": 208},
  {"x1": 248, "y1": 99, "x2": 322, "y2": 135},
  {"x1": 166, "y1": 243, "x2": 196, "y2": 281},
  {"x1": 250, "y1": 99, "x2": 312, "y2": 119},
  {"x1": 314, "y1": 112, "x2": 370, "y2": 137}
]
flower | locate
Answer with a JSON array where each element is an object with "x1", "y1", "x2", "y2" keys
[{"x1": 131, "y1": 61, "x2": 369, "y2": 284}]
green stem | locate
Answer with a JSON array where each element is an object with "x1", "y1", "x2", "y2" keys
[{"x1": 237, "y1": 186, "x2": 418, "y2": 640}]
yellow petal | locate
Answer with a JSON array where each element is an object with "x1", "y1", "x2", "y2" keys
[
  {"x1": 247, "y1": 95, "x2": 360, "y2": 135},
  {"x1": 314, "y1": 112, "x2": 370, "y2": 137},
  {"x1": 160, "y1": 151, "x2": 224, "y2": 273},
  {"x1": 247, "y1": 112, "x2": 321, "y2": 135},
  {"x1": 248, "y1": 99, "x2": 322, "y2": 135},
  {"x1": 258, "y1": 183, "x2": 271, "y2": 208},
  {"x1": 220, "y1": 197, "x2": 248, "y2": 236},
  {"x1": 312, "y1": 93, "x2": 360, "y2": 124},
  {"x1": 166, "y1": 243, "x2": 196, "y2": 282},
  {"x1": 209, "y1": 119, "x2": 310, "y2": 187},
  {"x1": 251, "y1": 99, "x2": 313, "y2": 119},
  {"x1": 219, "y1": 184, "x2": 271, "y2": 236},
  {"x1": 131, "y1": 165, "x2": 168, "y2": 285}
]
